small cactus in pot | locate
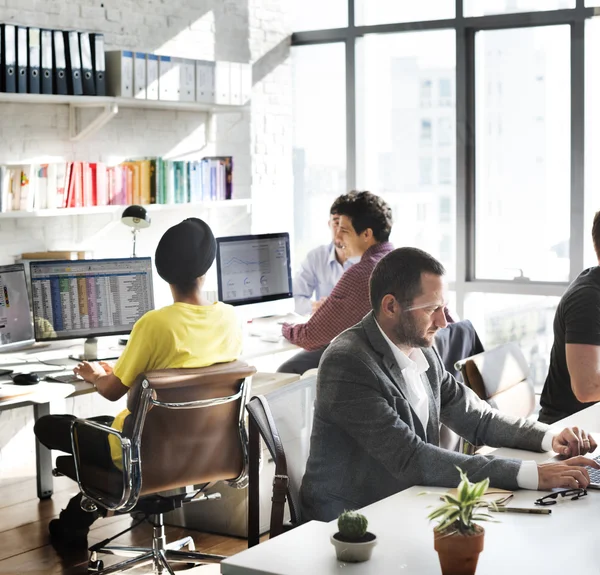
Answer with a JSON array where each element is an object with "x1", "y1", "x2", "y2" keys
[{"x1": 330, "y1": 511, "x2": 377, "y2": 562}]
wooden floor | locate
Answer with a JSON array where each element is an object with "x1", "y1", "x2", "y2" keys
[{"x1": 0, "y1": 469, "x2": 253, "y2": 575}]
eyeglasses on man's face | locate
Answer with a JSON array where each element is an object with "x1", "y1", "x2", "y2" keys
[{"x1": 534, "y1": 488, "x2": 587, "y2": 506}]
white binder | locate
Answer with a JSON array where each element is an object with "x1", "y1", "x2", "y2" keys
[
  {"x1": 214, "y1": 61, "x2": 230, "y2": 105},
  {"x1": 133, "y1": 52, "x2": 146, "y2": 99},
  {"x1": 146, "y1": 54, "x2": 159, "y2": 100},
  {"x1": 105, "y1": 50, "x2": 133, "y2": 97},
  {"x1": 158, "y1": 55, "x2": 177, "y2": 101},
  {"x1": 229, "y1": 62, "x2": 241, "y2": 105},
  {"x1": 179, "y1": 58, "x2": 195, "y2": 102},
  {"x1": 196, "y1": 60, "x2": 215, "y2": 104},
  {"x1": 241, "y1": 63, "x2": 252, "y2": 104}
]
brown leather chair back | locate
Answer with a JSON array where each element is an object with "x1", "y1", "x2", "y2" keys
[
  {"x1": 124, "y1": 361, "x2": 256, "y2": 495},
  {"x1": 459, "y1": 342, "x2": 535, "y2": 418}
]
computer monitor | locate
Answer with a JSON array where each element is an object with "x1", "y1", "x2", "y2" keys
[
  {"x1": 29, "y1": 257, "x2": 155, "y2": 352},
  {"x1": 0, "y1": 263, "x2": 35, "y2": 352},
  {"x1": 216, "y1": 233, "x2": 293, "y2": 318}
]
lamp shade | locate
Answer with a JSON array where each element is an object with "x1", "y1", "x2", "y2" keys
[{"x1": 121, "y1": 205, "x2": 151, "y2": 229}]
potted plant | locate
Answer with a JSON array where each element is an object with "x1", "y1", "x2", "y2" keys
[
  {"x1": 330, "y1": 510, "x2": 377, "y2": 562},
  {"x1": 426, "y1": 467, "x2": 497, "y2": 575}
]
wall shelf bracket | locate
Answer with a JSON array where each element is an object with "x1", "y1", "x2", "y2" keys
[{"x1": 70, "y1": 103, "x2": 119, "y2": 142}]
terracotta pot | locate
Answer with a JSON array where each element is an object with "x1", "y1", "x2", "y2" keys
[
  {"x1": 433, "y1": 526, "x2": 485, "y2": 575},
  {"x1": 330, "y1": 532, "x2": 377, "y2": 562}
]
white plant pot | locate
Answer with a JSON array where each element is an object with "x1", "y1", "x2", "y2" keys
[{"x1": 330, "y1": 532, "x2": 377, "y2": 563}]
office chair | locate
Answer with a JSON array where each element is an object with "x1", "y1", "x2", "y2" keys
[
  {"x1": 53, "y1": 361, "x2": 256, "y2": 574},
  {"x1": 433, "y1": 319, "x2": 485, "y2": 451},
  {"x1": 246, "y1": 375, "x2": 317, "y2": 547},
  {"x1": 456, "y1": 342, "x2": 536, "y2": 418}
]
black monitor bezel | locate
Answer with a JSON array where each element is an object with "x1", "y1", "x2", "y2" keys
[
  {"x1": 0, "y1": 263, "x2": 35, "y2": 352},
  {"x1": 29, "y1": 256, "x2": 155, "y2": 342},
  {"x1": 216, "y1": 232, "x2": 293, "y2": 307}
]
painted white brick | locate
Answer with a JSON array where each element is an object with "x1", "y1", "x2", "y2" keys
[{"x1": 0, "y1": 0, "x2": 293, "y2": 476}]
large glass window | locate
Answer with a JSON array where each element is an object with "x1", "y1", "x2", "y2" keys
[
  {"x1": 585, "y1": 18, "x2": 600, "y2": 268},
  {"x1": 290, "y1": 0, "x2": 347, "y2": 31},
  {"x1": 356, "y1": 30, "x2": 456, "y2": 279},
  {"x1": 292, "y1": 44, "x2": 346, "y2": 268},
  {"x1": 474, "y1": 26, "x2": 570, "y2": 282},
  {"x1": 464, "y1": 293, "x2": 560, "y2": 391},
  {"x1": 465, "y1": 0, "x2": 574, "y2": 16},
  {"x1": 355, "y1": 1, "x2": 454, "y2": 26}
]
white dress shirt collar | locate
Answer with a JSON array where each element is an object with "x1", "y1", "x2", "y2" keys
[{"x1": 375, "y1": 319, "x2": 430, "y2": 432}]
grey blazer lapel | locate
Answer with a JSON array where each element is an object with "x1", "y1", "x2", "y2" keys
[
  {"x1": 361, "y1": 313, "x2": 428, "y2": 441},
  {"x1": 421, "y1": 370, "x2": 439, "y2": 445}
]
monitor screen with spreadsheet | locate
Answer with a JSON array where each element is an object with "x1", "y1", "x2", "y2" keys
[
  {"x1": 29, "y1": 257, "x2": 155, "y2": 341},
  {"x1": 0, "y1": 263, "x2": 35, "y2": 352},
  {"x1": 216, "y1": 233, "x2": 293, "y2": 309}
]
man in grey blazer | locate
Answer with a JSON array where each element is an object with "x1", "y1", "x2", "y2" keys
[{"x1": 300, "y1": 247, "x2": 598, "y2": 522}]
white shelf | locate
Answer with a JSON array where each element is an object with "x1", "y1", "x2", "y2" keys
[
  {"x1": 0, "y1": 92, "x2": 248, "y2": 141},
  {"x1": 0, "y1": 199, "x2": 252, "y2": 219},
  {"x1": 0, "y1": 92, "x2": 248, "y2": 114}
]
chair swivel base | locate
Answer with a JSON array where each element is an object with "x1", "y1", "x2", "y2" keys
[{"x1": 87, "y1": 515, "x2": 225, "y2": 574}]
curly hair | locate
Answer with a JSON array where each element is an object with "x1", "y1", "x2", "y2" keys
[{"x1": 332, "y1": 191, "x2": 393, "y2": 243}]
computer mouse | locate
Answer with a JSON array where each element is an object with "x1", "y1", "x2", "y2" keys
[{"x1": 12, "y1": 373, "x2": 40, "y2": 386}]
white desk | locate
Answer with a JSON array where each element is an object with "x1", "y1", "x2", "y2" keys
[
  {"x1": 221, "y1": 403, "x2": 600, "y2": 575},
  {"x1": 0, "y1": 325, "x2": 300, "y2": 501}
]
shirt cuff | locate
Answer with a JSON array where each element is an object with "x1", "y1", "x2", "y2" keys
[
  {"x1": 516, "y1": 460, "x2": 539, "y2": 490},
  {"x1": 541, "y1": 430, "x2": 556, "y2": 453}
]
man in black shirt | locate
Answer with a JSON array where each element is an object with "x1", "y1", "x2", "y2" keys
[{"x1": 539, "y1": 211, "x2": 600, "y2": 424}]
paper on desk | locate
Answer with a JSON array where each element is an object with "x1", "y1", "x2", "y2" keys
[{"x1": 0, "y1": 381, "x2": 77, "y2": 402}]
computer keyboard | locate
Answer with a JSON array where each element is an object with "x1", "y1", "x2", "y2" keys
[
  {"x1": 44, "y1": 372, "x2": 84, "y2": 384},
  {"x1": 585, "y1": 454, "x2": 600, "y2": 483}
]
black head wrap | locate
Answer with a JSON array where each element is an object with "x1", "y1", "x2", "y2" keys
[{"x1": 155, "y1": 217, "x2": 216, "y2": 285}]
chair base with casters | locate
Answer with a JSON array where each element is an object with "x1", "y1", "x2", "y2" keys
[{"x1": 53, "y1": 465, "x2": 226, "y2": 575}]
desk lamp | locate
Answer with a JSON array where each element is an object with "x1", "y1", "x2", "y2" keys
[{"x1": 121, "y1": 205, "x2": 151, "y2": 257}]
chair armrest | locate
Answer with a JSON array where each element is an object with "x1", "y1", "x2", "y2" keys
[{"x1": 70, "y1": 418, "x2": 139, "y2": 513}]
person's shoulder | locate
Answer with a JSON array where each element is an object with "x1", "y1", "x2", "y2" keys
[
  {"x1": 564, "y1": 268, "x2": 600, "y2": 300},
  {"x1": 322, "y1": 323, "x2": 371, "y2": 363}
]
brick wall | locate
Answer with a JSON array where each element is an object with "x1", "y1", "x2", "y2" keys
[{"x1": 0, "y1": 0, "x2": 292, "y2": 476}]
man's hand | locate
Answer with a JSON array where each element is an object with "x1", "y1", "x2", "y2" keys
[
  {"x1": 552, "y1": 427, "x2": 597, "y2": 458},
  {"x1": 73, "y1": 361, "x2": 108, "y2": 384},
  {"x1": 538, "y1": 456, "x2": 600, "y2": 489},
  {"x1": 311, "y1": 297, "x2": 327, "y2": 314}
]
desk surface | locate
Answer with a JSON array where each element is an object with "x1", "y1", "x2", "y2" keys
[
  {"x1": 0, "y1": 316, "x2": 300, "y2": 375},
  {"x1": 221, "y1": 403, "x2": 600, "y2": 575}
]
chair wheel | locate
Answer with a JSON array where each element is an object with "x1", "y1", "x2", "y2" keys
[{"x1": 88, "y1": 559, "x2": 104, "y2": 572}]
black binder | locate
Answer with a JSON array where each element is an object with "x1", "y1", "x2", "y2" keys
[
  {"x1": 90, "y1": 33, "x2": 105, "y2": 96},
  {"x1": 1, "y1": 24, "x2": 16, "y2": 93},
  {"x1": 16, "y1": 26, "x2": 27, "y2": 93},
  {"x1": 64, "y1": 30, "x2": 82, "y2": 95},
  {"x1": 40, "y1": 29, "x2": 52, "y2": 94},
  {"x1": 79, "y1": 32, "x2": 95, "y2": 95},
  {"x1": 52, "y1": 30, "x2": 67, "y2": 95},
  {"x1": 28, "y1": 28, "x2": 41, "y2": 94}
]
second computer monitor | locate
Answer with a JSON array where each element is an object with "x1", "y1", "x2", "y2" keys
[
  {"x1": 29, "y1": 257, "x2": 155, "y2": 341},
  {"x1": 216, "y1": 232, "x2": 293, "y2": 317},
  {"x1": 0, "y1": 263, "x2": 35, "y2": 352}
]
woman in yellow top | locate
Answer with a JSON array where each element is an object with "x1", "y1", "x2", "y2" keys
[{"x1": 33, "y1": 217, "x2": 242, "y2": 549}]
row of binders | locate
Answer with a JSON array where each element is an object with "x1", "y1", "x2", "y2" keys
[
  {"x1": 107, "y1": 52, "x2": 251, "y2": 105},
  {"x1": 0, "y1": 157, "x2": 233, "y2": 212},
  {"x1": 0, "y1": 24, "x2": 105, "y2": 96}
]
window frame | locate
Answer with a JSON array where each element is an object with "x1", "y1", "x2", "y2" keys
[{"x1": 292, "y1": 0, "x2": 590, "y2": 318}]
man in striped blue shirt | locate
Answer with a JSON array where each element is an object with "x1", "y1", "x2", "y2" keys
[{"x1": 293, "y1": 195, "x2": 356, "y2": 316}]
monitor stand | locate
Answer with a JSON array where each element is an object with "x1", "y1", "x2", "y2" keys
[{"x1": 68, "y1": 338, "x2": 120, "y2": 362}]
